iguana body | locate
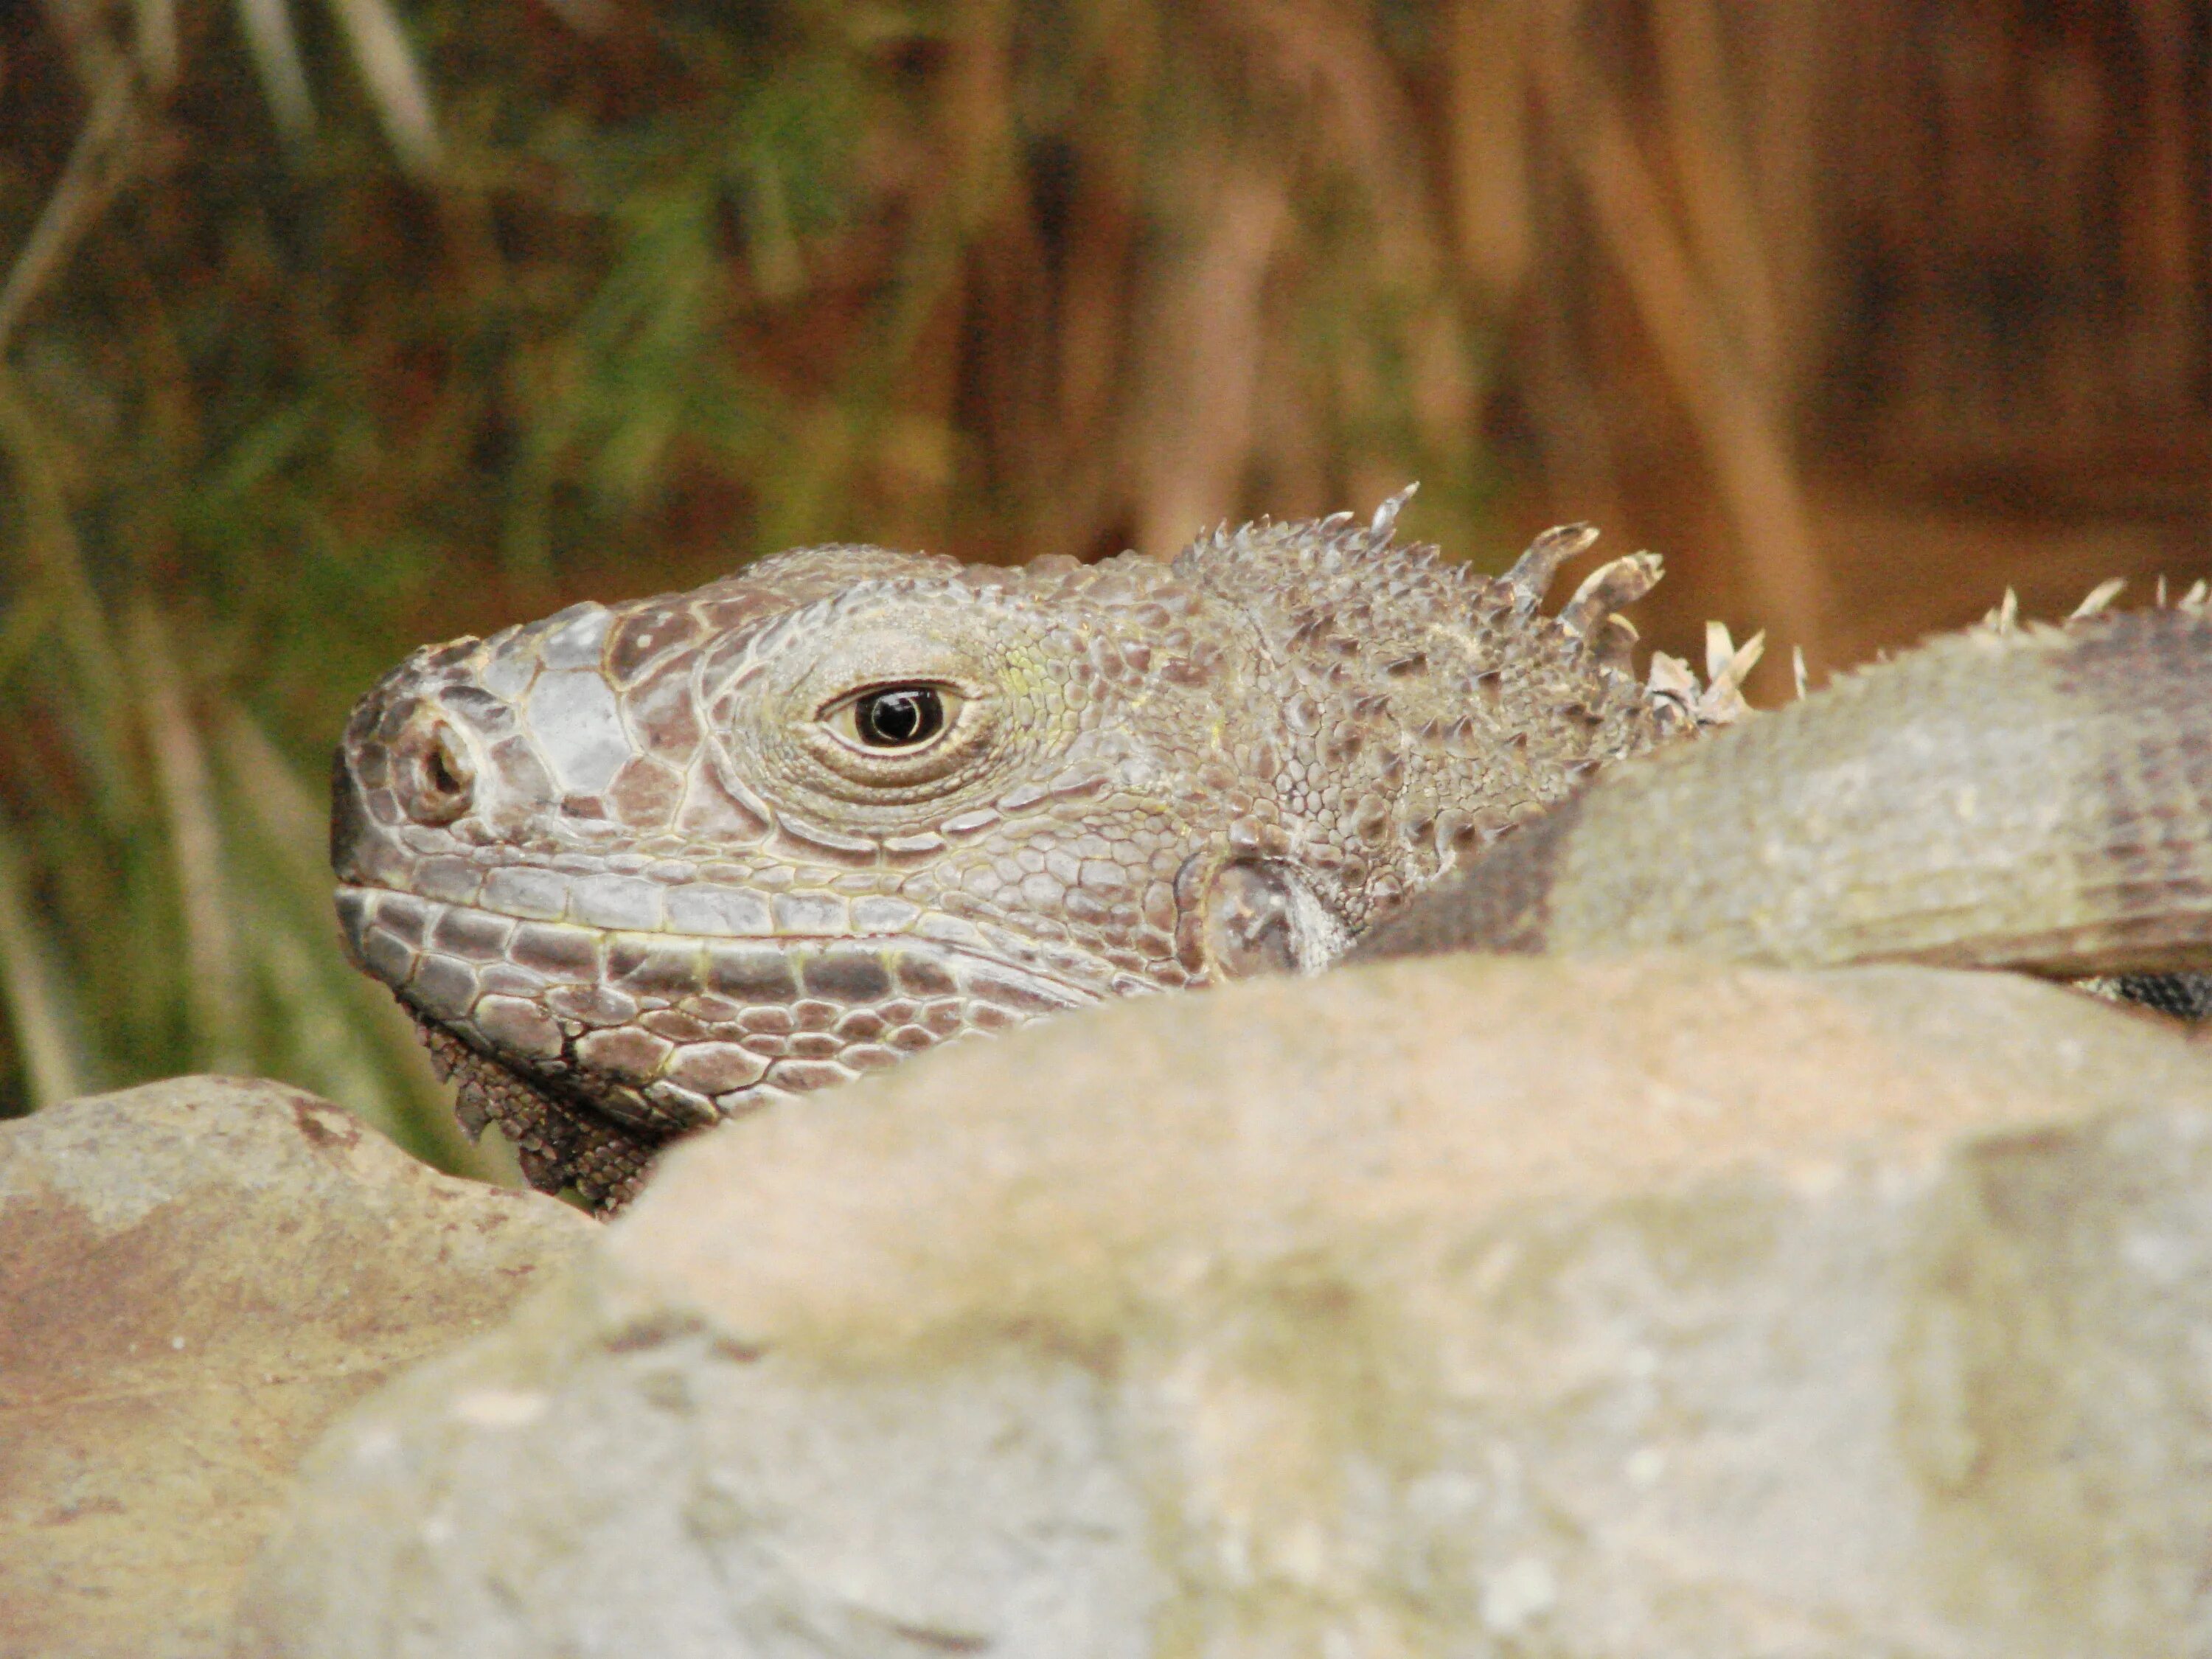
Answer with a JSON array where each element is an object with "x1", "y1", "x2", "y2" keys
[
  {"x1": 330, "y1": 498, "x2": 2212, "y2": 1209},
  {"x1": 1353, "y1": 602, "x2": 2212, "y2": 975}
]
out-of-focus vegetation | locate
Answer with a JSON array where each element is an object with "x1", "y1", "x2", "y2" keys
[
  {"x1": 1, "y1": 0, "x2": 2205, "y2": 1154},
  {"x1": 0, "y1": 0, "x2": 1505, "y2": 1154}
]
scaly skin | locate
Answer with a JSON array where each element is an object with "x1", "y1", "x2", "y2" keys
[
  {"x1": 1354, "y1": 605, "x2": 2212, "y2": 975},
  {"x1": 334, "y1": 497, "x2": 2212, "y2": 1212},
  {"x1": 331, "y1": 498, "x2": 1742, "y2": 1208}
]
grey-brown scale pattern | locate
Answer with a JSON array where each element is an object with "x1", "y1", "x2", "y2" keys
[{"x1": 332, "y1": 494, "x2": 1739, "y2": 1209}]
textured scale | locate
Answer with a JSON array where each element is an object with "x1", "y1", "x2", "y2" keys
[
  {"x1": 336, "y1": 496, "x2": 2212, "y2": 1213},
  {"x1": 1354, "y1": 603, "x2": 2212, "y2": 976},
  {"x1": 332, "y1": 496, "x2": 1733, "y2": 1209}
]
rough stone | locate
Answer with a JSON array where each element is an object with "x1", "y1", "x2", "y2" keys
[
  {"x1": 234, "y1": 958, "x2": 2212, "y2": 1658},
  {"x1": 0, "y1": 1077, "x2": 594, "y2": 1659}
]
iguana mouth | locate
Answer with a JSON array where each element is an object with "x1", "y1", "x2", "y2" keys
[{"x1": 339, "y1": 881, "x2": 1104, "y2": 1210}]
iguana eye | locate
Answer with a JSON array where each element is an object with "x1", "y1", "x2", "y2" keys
[{"x1": 834, "y1": 685, "x2": 955, "y2": 751}]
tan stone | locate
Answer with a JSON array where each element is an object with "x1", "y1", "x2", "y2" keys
[
  {"x1": 0, "y1": 1077, "x2": 593, "y2": 1659},
  {"x1": 237, "y1": 959, "x2": 2212, "y2": 1657}
]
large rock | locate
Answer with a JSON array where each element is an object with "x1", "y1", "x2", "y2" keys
[
  {"x1": 235, "y1": 959, "x2": 2212, "y2": 1658},
  {"x1": 0, "y1": 1077, "x2": 594, "y2": 1659}
]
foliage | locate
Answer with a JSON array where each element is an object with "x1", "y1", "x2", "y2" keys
[
  {"x1": 0, "y1": 0, "x2": 1501, "y2": 1144},
  {"x1": 7, "y1": 0, "x2": 2205, "y2": 1146}
]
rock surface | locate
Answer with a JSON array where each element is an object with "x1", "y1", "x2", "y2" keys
[
  {"x1": 0, "y1": 1077, "x2": 594, "y2": 1659},
  {"x1": 236, "y1": 957, "x2": 2212, "y2": 1658}
]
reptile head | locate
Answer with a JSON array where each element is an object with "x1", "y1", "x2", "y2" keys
[{"x1": 333, "y1": 501, "x2": 1695, "y2": 1207}]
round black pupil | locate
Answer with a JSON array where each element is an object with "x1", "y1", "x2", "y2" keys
[{"x1": 857, "y1": 687, "x2": 942, "y2": 748}]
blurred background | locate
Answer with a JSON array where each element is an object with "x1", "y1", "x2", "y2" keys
[{"x1": 0, "y1": 0, "x2": 2205, "y2": 1164}]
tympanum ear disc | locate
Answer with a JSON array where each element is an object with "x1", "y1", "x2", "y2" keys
[
  {"x1": 1203, "y1": 859, "x2": 1301, "y2": 979},
  {"x1": 1183, "y1": 855, "x2": 1349, "y2": 981}
]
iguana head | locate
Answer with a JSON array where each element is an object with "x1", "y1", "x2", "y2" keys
[{"x1": 332, "y1": 499, "x2": 1700, "y2": 1206}]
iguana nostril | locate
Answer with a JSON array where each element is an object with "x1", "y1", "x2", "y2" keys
[{"x1": 400, "y1": 720, "x2": 476, "y2": 824}]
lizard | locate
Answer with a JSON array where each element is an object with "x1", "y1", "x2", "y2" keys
[{"x1": 329, "y1": 491, "x2": 2212, "y2": 1211}]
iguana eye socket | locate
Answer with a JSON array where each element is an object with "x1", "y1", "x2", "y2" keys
[{"x1": 830, "y1": 684, "x2": 958, "y2": 751}]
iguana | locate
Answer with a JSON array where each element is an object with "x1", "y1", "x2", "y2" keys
[{"x1": 330, "y1": 493, "x2": 2212, "y2": 1210}]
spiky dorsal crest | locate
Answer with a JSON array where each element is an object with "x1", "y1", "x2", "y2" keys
[{"x1": 1166, "y1": 490, "x2": 1782, "y2": 738}]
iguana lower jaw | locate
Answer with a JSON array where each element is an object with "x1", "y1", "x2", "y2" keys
[
  {"x1": 338, "y1": 880, "x2": 1107, "y2": 1209},
  {"x1": 407, "y1": 1013, "x2": 655, "y2": 1213}
]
